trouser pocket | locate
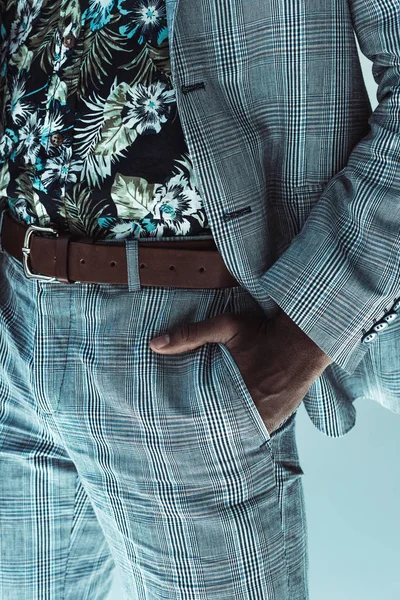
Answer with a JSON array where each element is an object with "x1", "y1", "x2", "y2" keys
[
  {"x1": 216, "y1": 342, "x2": 272, "y2": 446},
  {"x1": 216, "y1": 340, "x2": 301, "y2": 449}
]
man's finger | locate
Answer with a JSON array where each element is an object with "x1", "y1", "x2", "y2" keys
[{"x1": 149, "y1": 313, "x2": 240, "y2": 354}]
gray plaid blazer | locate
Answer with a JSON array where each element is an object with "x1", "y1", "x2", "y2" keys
[{"x1": 165, "y1": 0, "x2": 400, "y2": 437}]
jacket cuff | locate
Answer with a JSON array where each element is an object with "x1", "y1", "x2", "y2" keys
[{"x1": 256, "y1": 229, "x2": 399, "y2": 375}]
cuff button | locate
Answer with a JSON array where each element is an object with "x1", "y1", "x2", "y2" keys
[
  {"x1": 384, "y1": 312, "x2": 398, "y2": 323},
  {"x1": 372, "y1": 321, "x2": 389, "y2": 332},
  {"x1": 362, "y1": 332, "x2": 378, "y2": 344}
]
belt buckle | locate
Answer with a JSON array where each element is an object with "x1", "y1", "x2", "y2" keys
[{"x1": 22, "y1": 224, "x2": 59, "y2": 282}]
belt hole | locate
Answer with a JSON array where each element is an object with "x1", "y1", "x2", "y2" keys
[
  {"x1": 80, "y1": 259, "x2": 85, "y2": 264},
  {"x1": 199, "y1": 267, "x2": 205, "y2": 272},
  {"x1": 169, "y1": 265, "x2": 175, "y2": 271},
  {"x1": 140, "y1": 263, "x2": 146, "y2": 269},
  {"x1": 110, "y1": 261, "x2": 116, "y2": 267}
]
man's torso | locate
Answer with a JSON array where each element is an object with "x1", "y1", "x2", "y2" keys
[{"x1": 0, "y1": 0, "x2": 213, "y2": 241}]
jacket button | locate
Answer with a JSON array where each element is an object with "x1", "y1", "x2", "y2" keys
[
  {"x1": 63, "y1": 34, "x2": 76, "y2": 48},
  {"x1": 372, "y1": 321, "x2": 388, "y2": 332},
  {"x1": 361, "y1": 331, "x2": 378, "y2": 344},
  {"x1": 383, "y1": 311, "x2": 398, "y2": 323}
]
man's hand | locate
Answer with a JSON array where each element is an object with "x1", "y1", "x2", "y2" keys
[{"x1": 149, "y1": 310, "x2": 333, "y2": 434}]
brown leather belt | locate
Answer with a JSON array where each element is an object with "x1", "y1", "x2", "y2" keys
[{"x1": 0, "y1": 210, "x2": 239, "y2": 288}]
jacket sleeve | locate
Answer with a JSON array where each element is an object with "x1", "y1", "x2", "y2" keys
[{"x1": 257, "y1": 0, "x2": 400, "y2": 375}]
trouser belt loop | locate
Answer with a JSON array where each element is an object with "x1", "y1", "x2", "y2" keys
[{"x1": 125, "y1": 239, "x2": 141, "y2": 291}]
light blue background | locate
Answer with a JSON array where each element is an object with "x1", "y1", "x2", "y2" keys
[{"x1": 107, "y1": 43, "x2": 400, "y2": 600}]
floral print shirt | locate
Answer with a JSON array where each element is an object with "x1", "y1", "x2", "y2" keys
[{"x1": 0, "y1": 0, "x2": 212, "y2": 240}]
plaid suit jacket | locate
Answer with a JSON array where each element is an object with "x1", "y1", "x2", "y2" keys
[{"x1": 165, "y1": 0, "x2": 400, "y2": 437}]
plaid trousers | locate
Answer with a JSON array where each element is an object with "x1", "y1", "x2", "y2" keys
[{"x1": 0, "y1": 240, "x2": 307, "y2": 600}]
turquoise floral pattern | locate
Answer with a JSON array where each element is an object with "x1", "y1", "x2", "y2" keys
[{"x1": 0, "y1": 0, "x2": 211, "y2": 240}]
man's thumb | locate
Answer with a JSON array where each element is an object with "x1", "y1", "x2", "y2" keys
[{"x1": 149, "y1": 313, "x2": 239, "y2": 354}]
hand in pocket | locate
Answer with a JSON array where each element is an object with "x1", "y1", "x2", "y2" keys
[{"x1": 149, "y1": 309, "x2": 332, "y2": 434}]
